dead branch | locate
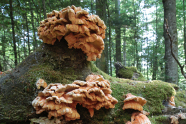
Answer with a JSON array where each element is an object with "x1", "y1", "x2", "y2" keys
[{"x1": 164, "y1": 18, "x2": 186, "y2": 79}]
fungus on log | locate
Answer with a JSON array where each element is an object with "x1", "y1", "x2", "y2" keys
[
  {"x1": 36, "y1": 78, "x2": 48, "y2": 89},
  {"x1": 126, "y1": 112, "x2": 151, "y2": 124},
  {"x1": 37, "y1": 5, "x2": 106, "y2": 61},
  {"x1": 32, "y1": 74, "x2": 118, "y2": 121},
  {"x1": 122, "y1": 93, "x2": 147, "y2": 111},
  {"x1": 169, "y1": 96, "x2": 175, "y2": 106}
]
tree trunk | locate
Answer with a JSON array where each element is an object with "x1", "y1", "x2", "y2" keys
[
  {"x1": 147, "y1": 37, "x2": 149, "y2": 80},
  {"x1": 42, "y1": 0, "x2": 46, "y2": 19},
  {"x1": 107, "y1": 1, "x2": 112, "y2": 76},
  {"x1": 0, "y1": 63, "x2": 2, "y2": 71},
  {"x1": 96, "y1": 0, "x2": 107, "y2": 73},
  {"x1": 0, "y1": 38, "x2": 92, "y2": 123},
  {"x1": 183, "y1": 0, "x2": 186, "y2": 65},
  {"x1": 152, "y1": 2, "x2": 158, "y2": 80},
  {"x1": 163, "y1": 0, "x2": 178, "y2": 84},
  {"x1": 2, "y1": 30, "x2": 7, "y2": 71},
  {"x1": 25, "y1": 12, "x2": 31, "y2": 55},
  {"x1": 29, "y1": 0, "x2": 37, "y2": 50},
  {"x1": 91, "y1": 0, "x2": 93, "y2": 14},
  {"x1": 115, "y1": 0, "x2": 121, "y2": 62},
  {"x1": 9, "y1": 0, "x2": 18, "y2": 66},
  {"x1": 123, "y1": 29, "x2": 126, "y2": 66},
  {"x1": 17, "y1": 37, "x2": 21, "y2": 63},
  {"x1": 23, "y1": 33, "x2": 27, "y2": 58},
  {"x1": 38, "y1": 0, "x2": 42, "y2": 21}
]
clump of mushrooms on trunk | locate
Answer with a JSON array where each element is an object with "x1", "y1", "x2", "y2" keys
[
  {"x1": 32, "y1": 74, "x2": 118, "y2": 121},
  {"x1": 31, "y1": 5, "x2": 118, "y2": 123},
  {"x1": 37, "y1": 5, "x2": 106, "y2": 61},
  {"x1": 123, "y1": 93, "x2": 151, "y2": 124}
]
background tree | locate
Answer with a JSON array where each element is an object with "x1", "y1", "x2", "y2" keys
[
  {"x1": 96, "y1": 0, "x2": 107, "y2": 73},
  {"x1": 163, "y1": 0, "x2": 178, "y2": 84},
  {"x1": 115, "y1": 0, "x2": 121, "y2": 62}
]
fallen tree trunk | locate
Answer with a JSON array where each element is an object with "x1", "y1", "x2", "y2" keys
[
  {"x1": 0, "y1": 38, "x2": 184, "y2": 124},
  {"x1": 0, "y1": 38, "x2": 93, "y2": 123}
]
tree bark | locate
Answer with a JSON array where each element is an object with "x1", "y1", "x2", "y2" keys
[
  {"x1": 96, "y1": 0, "x2": 107, "y2": 73},
  {"x1": 9, "y1": 0, "x2": 18, "y2": 66},
  {"x1": 25, "y1": 12, "x2": 31, "y2": 55},
  {"x1": 163, "y1": 0, "x2": 178, "y2": 84},
  {"x1": 107, "y1": 2, "x2": 112, "y2": 76},
  {"x1": 152, "y1": 2, "x2": 158, "y2": 80},
  {"x1": 123, "y1": 29, "x2": 126, "y2": 66},
  {"x1": 115, "y1": 0, "x2": 121, "y2": 62},
  {"x1": 42, "y1": 0, "x2": 46, "y2": 19},
  {"x1": 183, "y1": 0, "x2": 186, "y2": 65},
  {"x1": 29, "y1": 0, "x2": 37, "y2": 50},
  {"x1": 2, "y1": 30, "x2": 7, "y2": 71}
]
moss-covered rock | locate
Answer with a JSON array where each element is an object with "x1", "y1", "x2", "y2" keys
[
  {"x1": 118, "y1": 66, "x2": 146, "y2": 81},
  {"x1": 114, "y1": 62, "x2": 146, "y2": 81}
]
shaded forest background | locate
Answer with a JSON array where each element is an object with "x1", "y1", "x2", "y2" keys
[{"x1": 0, "y1": 0, "x2": 186, "y2": 89}]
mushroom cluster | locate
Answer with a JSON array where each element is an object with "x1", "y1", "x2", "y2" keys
[
  {"x1": 169, "y1": 96, "x2": 175, "y2": 106},
  {"x1": 122, "y1": 93, "x2": 147, "y2": 111},
  {"x1": 32, "y1": 74, "x2": 118, "y2": 121},
  {"x1": 36, "y1": 78, "x2": 48, "y2": 89},
  {"x1": 123, "y1": 93, "x2": 151, "y2": 124},
  {"x1": 126, "y1": 112, "x2": 151, "y2": 124},
  {"x1": 37, "y1": 5, "x2": 106, "y2": 61}
]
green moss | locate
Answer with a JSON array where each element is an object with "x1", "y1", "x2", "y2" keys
[
  {"x1": 90, "y1": 62, "x2": 111, "y2": 80},
  {"x1": 90, "y1": 62, "x2": 131, "y2": 83},
  {"x1": 149, "y1": 116, "x2": 168, "y2": 124},
  {"x1": 118, "y1": 66, "x2": 146, "y2": 81},
  {"x1": 175, "y1": 90, "x2": 186, "y2": 107},
  {"x1": 90, "y1": 62, "x2": 176, "y2": 115},
  {"x1": 111, "y1": 80, "x2": 175, "y2": 115},
  {"x1": 20, "y1": 64, "x2": 78, "y2": 87}
]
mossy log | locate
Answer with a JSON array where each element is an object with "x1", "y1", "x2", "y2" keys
[{"x1": 0, "y1": 38, "x2": 184, "y2": 124}]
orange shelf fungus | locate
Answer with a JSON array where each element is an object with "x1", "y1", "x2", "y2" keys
[
  {"x1": 122, "y1": 93, "x2": 147, "y2": 111},
  {"x1": 37, "y1": 5, "x2": 106, "y2": 61},
  {"x1": 126, "y1": 112, "x2": 151, "y2": 124},
  {"x1": 36, "y1": 79, "x2": 48, "y2": 89},
  {"x1": 169, "y1": 96, "x2": 175, "y2": 106},
  {"x1": 32, "y1": 74, "x2": 118, "y2": 121}
]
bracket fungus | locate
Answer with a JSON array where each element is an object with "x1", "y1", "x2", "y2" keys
[
  {"x1": 169, "y1": 96, "x2": 175, "y2": 106},
  {"x1": 37, "y1": 5, "x2": 106, "y2": 61},
  {"x1": 126, "y1": 112, "x2": 151, "y2": 124},
  {"x1": 36, "y1": 78, "x2": 48, "y2": 89},
  {"x1": 122, "y1": 93, "x2": 147, "y2": 111},
  {"x1": 32, "y1": 74, "x2": 118, "y2": 121}
]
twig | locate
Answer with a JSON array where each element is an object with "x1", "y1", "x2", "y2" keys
[{"x1": 164, "y1": 18, "x2": 186, "y2": 79}]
